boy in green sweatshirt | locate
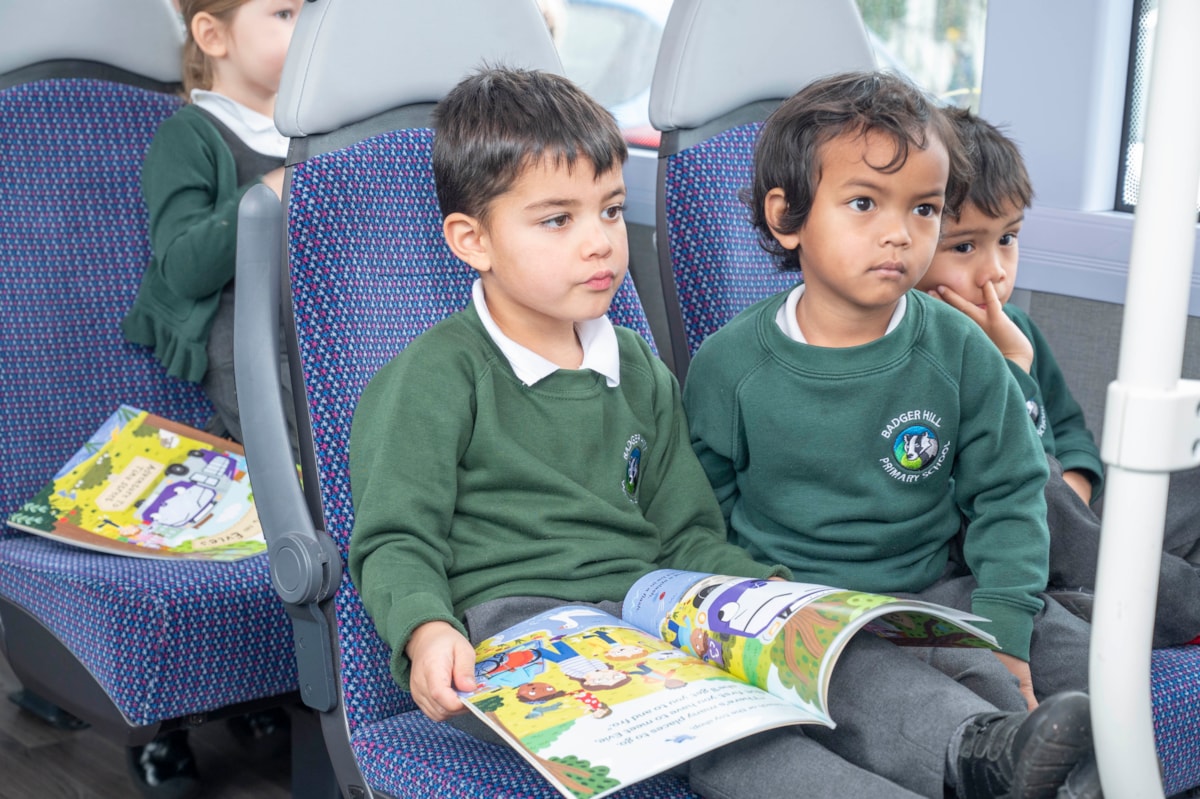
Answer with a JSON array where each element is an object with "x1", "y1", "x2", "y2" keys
[
  {"x1": 916, "y1": 107, "x2": 1200, "y2": 648},
  {"x1": 349, "y1": 67, "x2": 1096, "y2": 799},
  {"x1": 684, "y1": 71, "x2": 1101, "y2": 797}
]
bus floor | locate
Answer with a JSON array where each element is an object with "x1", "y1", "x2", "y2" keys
[{"x1": 0, "y1": 655, "x2": 291, "y2": 799}]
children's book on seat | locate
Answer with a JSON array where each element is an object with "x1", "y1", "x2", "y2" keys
[
  {"x1": 461, "y1": 569, "x2": 998, "y2": 799},
  {"x1": 5, "y1": 405, "x2": 266, "y2": 561}
]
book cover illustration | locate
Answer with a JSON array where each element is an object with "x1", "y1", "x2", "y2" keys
[{"x1": 5, "y1": 406, "x2": 266, "y2": 561}]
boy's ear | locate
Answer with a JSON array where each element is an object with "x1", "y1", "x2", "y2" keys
[
  {"x1": 764, "y1": 188, "x2": 802, "y2": 251},
  {"x1": 442, "y1": 213, "x2": 492, "y2": 274},
  {"x1": 191, "y1": 12, "x2": 229, "y2": 58}
]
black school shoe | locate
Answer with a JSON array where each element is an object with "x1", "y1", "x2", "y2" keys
[
  {"x1": 126, "y1": 729, "x2": 201, "y2": 799},
  {"x1": 955, "y1": 691, "x2": 1096, "y2": 799},
  {"x1": 225, "y1": 706, "x2": 291, "y2": 760}
]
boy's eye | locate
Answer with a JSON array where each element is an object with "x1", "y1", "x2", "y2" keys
[
  {"x1": 850, "y1": 198, "x2": 874, "y2": 212},
  {"x1": 952, "y1": 242, "x2": 975, "y2": 254},
  {"x1": 542, "y1": 214, "x2": 570, "y2": 229},
  {"x1": 999, "y1": 233, "x2": 1017, "y2": 246},
  {"x1": 275, "y1": 9, "x2": 293, "y2": 20},
  {"x1": 603, "y1": 204, "x2": 626, "y2": 221},
  {"x1": 914, "y1": 203, "x2": 939, "y2": 218}
]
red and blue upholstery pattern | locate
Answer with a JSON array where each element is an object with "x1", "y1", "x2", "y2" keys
[
  {"x1": 0, "y1": 76, "x2": 295, "y2": 726},
  {"x1": 286, "y1": 126, "x2": 696, "y2": 798},
  {"x1": 660, "y1": 122, "x2": 797, "y2": 357},
  {"x1": 1152, "y1": 646, "x2": 1200, "y2": 795}
]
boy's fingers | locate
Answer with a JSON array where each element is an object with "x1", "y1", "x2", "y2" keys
[
  {"x1": 935, "y1": 285, "x2": 984, "y2": 321},
  {"x1": 981, "y1": 280, "x2": 1005, "y2": 317},
  {"x1": 452, "y1": 644, "x2": 478, "y2": 694}
]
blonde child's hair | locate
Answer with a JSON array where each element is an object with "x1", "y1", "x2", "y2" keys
[{"x1": 178, "y1": 0, "x2": 248, "y2": 97}]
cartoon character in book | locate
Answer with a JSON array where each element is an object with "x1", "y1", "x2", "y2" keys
[
  {"x1": 475, "y1": 646, "x2": 545, "y2": 690},
  {"x1": 701, "y1": 579, "x2": 808, "y2": 639},
  {"x1": 689, "y1": 627, "x2": 725, "y2": 668},
  {"x1": 516, "y1": 681, "x2": 617, "y2": 719},
  {"x1": 626, "y1": 662, "x2": 686, "y2": 689}
]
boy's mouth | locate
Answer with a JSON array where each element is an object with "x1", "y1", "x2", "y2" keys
[
  {"x1": 870, "y1": 261, "x2": 906, "y2": 277},
  {"x1": 584, "y1": 271, "x2": 615, "y2": 290}
]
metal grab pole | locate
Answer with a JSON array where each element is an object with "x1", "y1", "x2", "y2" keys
[{"x1": 1091, "y1": 1, "x2": 1200, "y2": 796}]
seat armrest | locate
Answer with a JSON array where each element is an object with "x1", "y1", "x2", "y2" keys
[{"x1": 235, "y1": 184, "x2": 342, "y2": 712}]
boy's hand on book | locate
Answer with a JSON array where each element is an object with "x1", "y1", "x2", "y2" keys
[
  {"x1": 993, "y1": 651, "x2": 1038, "y2": 710},
  {"x1": 406, "y1": 621, "x2": 478, "y2": 721},
  {"x1": 930, "y1": 283, "x2": 1033, "y2": 374}
]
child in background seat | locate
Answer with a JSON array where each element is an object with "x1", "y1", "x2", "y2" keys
[
  {"x1": 120, "y1": 1, "x2": 302, "y2": 795},
  {"x1": 123, "y1": 0, "x2": 301, "y2": 449},
  {"x1": 348, "y1": 66, "x2": 1098, "y2": 799},
  {"x1": 916, "y1": 107, "x2": 1200, "y2": 648}
]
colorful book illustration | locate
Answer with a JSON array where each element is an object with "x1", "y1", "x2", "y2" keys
[
  {"x1": 5, "y1": 406, "x2": 266, "y2": 561},
  {"x1": 460, "y1": 569, "x2": 998, "y2": 799}
]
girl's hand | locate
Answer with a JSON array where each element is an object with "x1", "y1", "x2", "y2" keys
[
  {"x1": 261, "y1": 167, "x2": 286, "y2": 199},
  {"x1": 405, "y1": 621, "x2": 477, "y2": 721},
  {"x1": 930, "y1": 282, "x2": 1034, "y2": 373}
]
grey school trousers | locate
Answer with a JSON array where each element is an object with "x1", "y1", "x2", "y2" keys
[
  {"x1": 1047, "y1": 454, "x2": 1200, "y2": 648},
  {"x1": 452, "y1": 595, "x2": 1005, "y2": 798}
]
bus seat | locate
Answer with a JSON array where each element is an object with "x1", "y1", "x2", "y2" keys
[
  {"x1": 232, "y1": 1, "x2": 685, "y2": 796},
  {"x1": 648, "y1": 0, "x2": 874, "y2": 380},
  {"x1": 0, "y1": 0, "x2": 299, "y2": 777}
]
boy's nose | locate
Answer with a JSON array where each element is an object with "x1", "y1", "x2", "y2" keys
[
  {"x1": 583, "y1": 220, "x2": 615, "y2": 258},
  {"x1": 880, "y1": 213, "x2": 913, "y2": 248},
  {"x1": 978, "y1": 250, "x2": 1006, "y2": 285}
]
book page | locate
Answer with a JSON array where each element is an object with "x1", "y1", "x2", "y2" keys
[
  {"x1": 459, "y1": 605, "x2": 816, "y2": 799},
  {"x1": 624, "y1": 570, "x2": 998, "y2": 723}
]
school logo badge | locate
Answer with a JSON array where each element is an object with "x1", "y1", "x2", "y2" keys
[
  {"x1": 893, "y1": 425, "x2": 939, "y2": 471},
  {"x1": 879, "y1": 408, "x2": 950, "y2": 483},
  {"x1": 1026, "y1": 399, "x2": 1048, "y2": 437},
  {"x1": 621, "y1": 433, "x2": 647, "y2": 504}
]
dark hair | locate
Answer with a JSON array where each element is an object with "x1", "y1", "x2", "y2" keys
[
  {"x1": 432, "y1": 67, "x2": 628, "y2": 224},
  {"x1": 942, "y1": 106, "x2": 1033, "y2": 219},
  {"x1": 748, "y1": 71, "x2": 970, "y2": 272}
]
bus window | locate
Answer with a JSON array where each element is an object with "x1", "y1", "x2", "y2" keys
[
  {"x1": 554, "y1": 0, "x2": 671, "y2": 148},
  {"x1": 857, "y1": 0, "x2": 987, "y2": 110},
  {"x1": 550, "y1": 0, "x2": 987, "y2": 151}
]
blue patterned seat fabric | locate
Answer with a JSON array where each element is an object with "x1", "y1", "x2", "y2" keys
[
  {"x1": 0, "y1": 77, "x2": 295, "y2": 725},
  {"x1": 661, "y1": 122, "x2": 798, "y2": 357},
  {"x1": 286, "y1": 126, "x2": 696, "y2": 798},
  {"x1": 1152, "y1": 646, "x2": 1200, "y2": 795}
]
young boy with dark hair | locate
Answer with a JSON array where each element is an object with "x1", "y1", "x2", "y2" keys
[
  {"x1": 684, "y1": 71, "x2": 1102, "y2": 796},
  {"x1": 349, "y1": 67, "x2": 1097, "y2": 799},
  {"x1": 917, "y1": 107, "x2": 1200, "y2": 648}
]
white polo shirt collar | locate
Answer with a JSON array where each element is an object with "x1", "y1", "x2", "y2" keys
[
  {"x1": 473, "y1": 280, "x2": 621, "y2": 387},
  {"x1": 190, "y1": 89, "x2": 289, "y2": 158},
  {"x1": 775, "y1": 283, "x2": 907, "y2": 343}
]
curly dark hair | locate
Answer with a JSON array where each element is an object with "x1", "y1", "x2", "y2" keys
[{"x1": 746, "y1": 71, "x2": 971, "y2": 272}]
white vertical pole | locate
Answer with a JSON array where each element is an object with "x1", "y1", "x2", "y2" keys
[{"x1": 1091, "y1": 1, "x2": 1200, "y2": 796}]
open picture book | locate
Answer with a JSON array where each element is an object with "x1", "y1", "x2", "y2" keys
[
  {"x1": 459, "y1": 569, "x2": 998, "y2": 799},
  {"x1": 5, "y1": 405, "x2": 266, "y2": 561}
]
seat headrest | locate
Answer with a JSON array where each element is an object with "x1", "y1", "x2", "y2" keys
[
  {"x1": 649, "y1": 0, "x2": 875, "y2": 132},
  {"x1": 0, "y1": 0, "x2": 183, "y2": 82},
  {"x1": 276, "y1": 0, "x2": 563, "y2": 139}
]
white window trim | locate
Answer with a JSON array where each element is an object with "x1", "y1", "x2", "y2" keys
[{"x1": 981, "y1": 0, "x2": 1200, "y2": 314}]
